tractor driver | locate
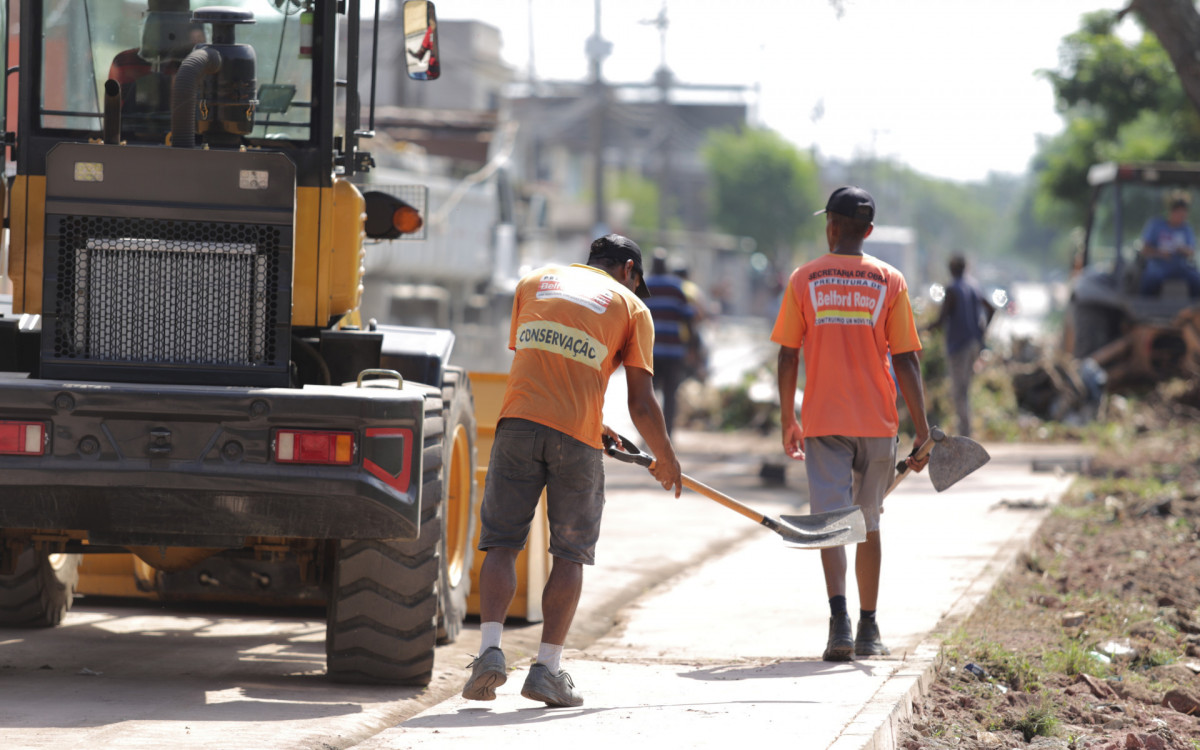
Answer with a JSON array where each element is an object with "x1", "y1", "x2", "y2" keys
[{"x1": 1139, "y1": 190, "x2": 1200, "y2": 299}]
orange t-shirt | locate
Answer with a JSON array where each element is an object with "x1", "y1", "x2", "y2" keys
[
  {"x1": 499, "y1": 264, "x2": 655, "y2": 448},
  {"x1": 770, "y1": 252, "x2": 922, "y2": 439}
]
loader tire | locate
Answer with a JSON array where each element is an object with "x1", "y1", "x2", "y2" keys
[
  {"x1": 435, "y1": 367, "x2": 479, "y2": 645},
  {"x1": 0, "y1": 550, "x2": 81, "y2": 628},
  {"x1": 325, "y1": 532, "x2": 440, "y2": 685},
  {"x1": 324, "y1": 397, "x2": 446, "y2": 685}
]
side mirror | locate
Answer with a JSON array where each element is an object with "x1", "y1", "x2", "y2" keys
[
  {"x1": 403, "y1": 1, "x2": 439, "y2": 81},
  {"x1": 364, "y1": 191, "x2": 424, "y2": 239}
]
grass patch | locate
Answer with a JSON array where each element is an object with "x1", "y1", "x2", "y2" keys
[
  {"x1": 1043, "y1": 638, "x2": 1105, "y2": 678},
  {"x1": 1087, "y1": 475, "x2": 1176, "y2": 500},
  {"x1": 965, "y1": 640, "x2": 1041, "y2": 692},
  {"x1": 1132, "y1": 648, "x2": 1176, "y2": 670},
  {"x1": 1051, "y1": 503, "x2": 1110, "y2": 523},
  {"x1": 1010, "y1": 702, "x2": 1060, "y2": 742}
]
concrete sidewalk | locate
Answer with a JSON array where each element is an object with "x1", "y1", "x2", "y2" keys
[{"x1": 357, "y1": 441, "x2": 1085, "y2": 750}]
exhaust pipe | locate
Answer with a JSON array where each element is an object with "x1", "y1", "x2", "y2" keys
[{"x1": 102, "y1": 79, "x2": 121, "y2": 145}]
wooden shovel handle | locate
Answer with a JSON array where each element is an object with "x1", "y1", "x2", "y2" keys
[
  {"x1": 680, "y1": 474, "x2": 766, "y2": 525},
  {"x1": 601, "y1": 434, "x2": 766, "y2": 524}
]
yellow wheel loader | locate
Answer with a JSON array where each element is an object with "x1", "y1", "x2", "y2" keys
[{"x1": 0, "y1": 0, "x2": 489, "y2": 685}]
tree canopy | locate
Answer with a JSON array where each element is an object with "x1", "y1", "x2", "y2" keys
[
  {"x1": 1034, "y1": 10, "x2": 1200, "y2": 224},
  {"x1": 701, "y1": 126, "x2": 821, "y2": 263}
]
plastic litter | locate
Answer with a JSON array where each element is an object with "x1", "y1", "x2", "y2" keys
[{"x1": 1098, "y1": 640, "x2": 1135, "y2": 657}]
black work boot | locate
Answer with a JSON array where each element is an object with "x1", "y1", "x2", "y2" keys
[
  {"x1": 823, "y1": 613, "x2": 855, "y2": 661},
  {"x1": 855, "y1": 617, "x2": 891, "y2": 657}
]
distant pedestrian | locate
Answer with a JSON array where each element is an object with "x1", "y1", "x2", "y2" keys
[
  {"x1": 463, "y1": 234, "x2": 682, "y2": 708},
  {"x1": 772, "y1": 186, "x2": 931, "y2": 662},
  {"x1": 671, "y1": 259, "x2": 711, "y2": 385},
  {"x1": 927, "y1": 254, "x2": 994, "y2": 438},
  {"x1": 643, "y1": 248, "x2": 696, "y2": 437}
]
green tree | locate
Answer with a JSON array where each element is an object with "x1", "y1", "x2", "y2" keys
[
  {"x1": 833, "y1": 158, "x2": 1056, "y2": 280},
  {"x1": 1035, "y1": 10, "x2": 1200, "y2": 222},
  {"x1": 610, "y1": 170, "x2": 664, "y2": 233},
  {"x1": 701, "y1": 126, "x2": 821, "y2": 263}
]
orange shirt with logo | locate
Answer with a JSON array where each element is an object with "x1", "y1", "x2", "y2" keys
[
  {"x1": 500, "y1": 264, "x2": 655, "y2": 448},
  {"x1": 770, "y1": 252, "x2": 922, "y2": 439}
]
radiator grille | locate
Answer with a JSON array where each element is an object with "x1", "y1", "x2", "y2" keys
[{"x1": 50, "y1": 216, "x2": 284, "y2": 368}]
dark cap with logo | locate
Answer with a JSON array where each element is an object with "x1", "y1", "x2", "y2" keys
[
  {"x1": 588, "y1": 233, "x2": 651, "y2": 298},
  {"x1": 815, "y1": 186, "x2": 875, "y2": 223}
]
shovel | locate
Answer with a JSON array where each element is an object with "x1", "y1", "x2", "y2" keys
[
  {"x1": 886, "y1": 426, "x2": 990, "y2": 497},
  {"x1": 602, "y1": 434, "x2": 867, "y2": 549}
]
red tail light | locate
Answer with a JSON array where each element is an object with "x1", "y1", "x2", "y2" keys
[
  {"x1": 0, "y1": 421, "x2": 47, "y2": 456},
  {"x1": 274, "y1": 429, "x2": 355, "y2": 465}
]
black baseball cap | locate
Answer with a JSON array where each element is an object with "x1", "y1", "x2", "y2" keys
[
  {"x1": 589, "y1": 233, "x2": 651, "y2": 298},
  {"x1": 815, "y1": 186, "x2": 875, "y2": 223}
]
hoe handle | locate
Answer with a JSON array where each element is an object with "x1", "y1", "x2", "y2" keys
[{"x1": 886, "y1": 426, "x2": 944, "y2": 497}]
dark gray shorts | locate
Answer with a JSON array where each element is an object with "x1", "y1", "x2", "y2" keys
[
  {"x1": 478, "y1": 418, "x2": 606, "y2": 565},
  {"x1": 804, "y1": 435, "x2": 897, "y2": 533}
]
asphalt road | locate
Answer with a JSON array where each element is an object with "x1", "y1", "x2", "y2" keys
[{"x1": 0, "y1": 429, "x2": 795, "y2": 750}]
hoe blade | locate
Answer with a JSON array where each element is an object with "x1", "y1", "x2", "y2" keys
[{"x1": 929, "y1": 434, "x2": 991, "y2": 492}]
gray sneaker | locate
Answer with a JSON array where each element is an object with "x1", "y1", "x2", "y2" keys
[
  {"x1": 462, "y1": 647, "x2": 507, "y2": 701},
  {"x1": 520, "y1": 663, "x2": 584, "y2": 707}
]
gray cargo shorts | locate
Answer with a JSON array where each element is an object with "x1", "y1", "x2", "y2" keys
[
  {"x1": 804, "y1": 435, "x2": 897, "y2": 533},
  {"x1": 478, "y1": 418, "x2": 606, "y2": 565}
]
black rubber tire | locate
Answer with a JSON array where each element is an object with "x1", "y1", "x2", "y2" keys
[
  {"x1": 324, "y1": 397, "x2": 447, "y2": 685},
  {"x1": 435, "y1": 367, "x2": 479, "y2": 645},
  {"x1": 0, "y1": 550, "x2": 81, "y2": 628}
]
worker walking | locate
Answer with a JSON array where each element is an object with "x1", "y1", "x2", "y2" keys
[
  {"x1": 927, "y1": 254, "x2": 994, "y2": 438},
  {"x1": 643, "y1": 249, "x2": 696, "y2": 437},
  {"x1": 772, "y1": 187, "x2": 931, "y2": 661},
  {"x1": 463, "y1": 234, "x2": 683, "y2": 707}
]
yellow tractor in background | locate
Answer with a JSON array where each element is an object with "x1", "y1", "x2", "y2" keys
[{"x1": 1065, "y1": 162, "x2": 1200, "y2": 386}]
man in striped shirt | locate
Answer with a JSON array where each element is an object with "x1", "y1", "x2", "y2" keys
[{"x1": 644, "y1": 249, "x2": 696, "y2": 437}]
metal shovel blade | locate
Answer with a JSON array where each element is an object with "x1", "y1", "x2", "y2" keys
[
  {"x1": 778, "y1": 506, "x2": 867, "y2": 549},
  {"x1": 929, "y1": 434, "x2": 991, "y2": 492}
]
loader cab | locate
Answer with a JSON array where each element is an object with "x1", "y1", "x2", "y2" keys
[
  {"x1": 1082, "y1": 164, "x2": 1200, "y2": 296},
  {"x1": 0, "y1": 0, "x2": 422, "y2": 383},
  {"x1": 6, "y1": 0, "x2": 385, "y2": 187}
]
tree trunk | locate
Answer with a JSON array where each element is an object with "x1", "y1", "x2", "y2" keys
[{"x1": 1130, "y1": 0, "x2": 1200, "y2": 115}]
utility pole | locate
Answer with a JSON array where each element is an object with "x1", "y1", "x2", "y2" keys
[
  {"x1": 527, "y1": 0, "x2": 536, "y2": 89},
  {"x1": 586, "y1": 0, "x2": 612, "y2": 238},
  {"x1": 638, "y1": 1, "x2": 747, "y2": 249},
  {"x1": 644, "y1": 2, "x2": 672, "y2": 248}
]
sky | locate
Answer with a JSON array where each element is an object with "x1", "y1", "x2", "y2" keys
[{"x1": 437, "y1": 0, "x2": 1133, "y2": 184}]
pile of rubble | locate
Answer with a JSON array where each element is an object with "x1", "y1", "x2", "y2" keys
[{"x1": 1008, "y1": 307, "x2": 1200, "y2": 426}]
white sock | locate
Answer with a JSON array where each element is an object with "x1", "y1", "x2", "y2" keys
[
  {"x1": 480, "y1": 621, "x2": 503, "y2": 654},
  {"x1": 536, "y1": 642, "x2": 563, "y2": 673}
]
